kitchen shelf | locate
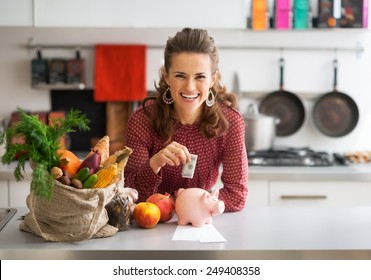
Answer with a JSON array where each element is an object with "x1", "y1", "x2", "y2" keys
[{"x1": 32, "y1": 83, "x2": 86, "y2": 90}]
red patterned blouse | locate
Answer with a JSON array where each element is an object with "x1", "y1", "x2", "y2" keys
[{"x1": 124, "y1": 102, "x2": 248, "y2": 212}]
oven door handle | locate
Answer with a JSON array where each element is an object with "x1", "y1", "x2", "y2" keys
[{"x1": 280, "y1": 195, "x2": 328, "y2": 200}]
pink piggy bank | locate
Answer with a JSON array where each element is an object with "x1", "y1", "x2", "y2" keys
[{"x1": 175, "y1": 188, "x2": 225, "y2": 227}]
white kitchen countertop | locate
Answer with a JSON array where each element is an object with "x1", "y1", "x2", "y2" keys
[
  {"x1": 1, "y1": 206, "x2": 371, "y2": 260},
  {"x1": 1, "y1": 162, "x2": 371, "y2": 181},
  {"x1": 248, "y1": 164, "x2": 371, "y2": 181}
]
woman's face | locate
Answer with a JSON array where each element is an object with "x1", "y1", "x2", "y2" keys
[{"x1": 164, "y1": 52, "x2": 217, "y2": 120}]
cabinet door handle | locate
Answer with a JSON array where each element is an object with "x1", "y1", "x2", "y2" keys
[{"x1": 280, "y1": 195, "x2": 327, "y2": 200}]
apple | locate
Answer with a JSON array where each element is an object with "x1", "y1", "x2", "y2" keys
[
  {"x1": 146, "y1": 192, "x2": 175, "y2": 223},
  {"x1": 133, "y1": 202, "x2": 161, "y2": 229}
]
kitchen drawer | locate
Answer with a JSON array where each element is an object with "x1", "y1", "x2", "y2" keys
[
  {"x1": 0, "y1": 181, "x2": 8, "y2": 207},
  {"x1": 9, "y1": 180, "x2": 30, "y2": 208},
  {"x1": 246, "y1": 180, "x2": 269, "y2": 207},
  {"x1": 213, "y1": 180, "x2": 269, "y2": 207},
  {"x1": 270, "y1": 181, "x2": 371, "y2": 207}
]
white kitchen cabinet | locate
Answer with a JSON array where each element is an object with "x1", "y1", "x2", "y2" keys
[
  {"x1": 34, "y1": 0, "x2": 245, "y2": 28},
  {"x1": 0, "y1": 179, "x2": 29, "y2": 208},
  {"x1": 246, "y1": 180, "x2": 269, "y2": 207},
  {"x1": 0, "y1": 0, "x2": 33, "y2": 26},
  {"x1": 9, "y1": 180, "x2": 30, "y2": 208},
  {"x1": 213, "y1": 179, "x2": 269, "y2": 207},
  {"x1": 270, "y1": 181, "x2": 371, "y2": 207},
  {"x1": 0, "y1": 181, "x2": 8, "y2": 207}
]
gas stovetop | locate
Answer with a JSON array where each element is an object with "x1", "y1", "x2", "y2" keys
[{"x1": 248, "y1": 147, "x2": 335, "y2": 167}]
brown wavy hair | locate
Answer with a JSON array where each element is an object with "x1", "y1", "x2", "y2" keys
[{"x1": 142, "y1": 28, "x2": 237, "y2": 144}]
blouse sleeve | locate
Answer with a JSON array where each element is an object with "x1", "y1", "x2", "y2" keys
[
  {"x1": 124, "y1": 111, "x2": 163, "y2": 202},
  {"x1": 218, "y1": 110, "x2": 248, "y2": 212}
]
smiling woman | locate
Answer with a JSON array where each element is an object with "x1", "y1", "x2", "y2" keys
[
  {"x1": 164, "y1": 52, "x2": 216, "y2": 125},
  {"x1": 124, "y1": 28, "x2": 248, "y2": 213}
]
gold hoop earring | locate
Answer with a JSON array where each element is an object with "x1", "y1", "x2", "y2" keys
[
  {"x1": 206, "y1": 89, "x2": 215, "y2": 107},
  {"x1": 162, "y1": 87, "x2": 174, "y2": 104}
]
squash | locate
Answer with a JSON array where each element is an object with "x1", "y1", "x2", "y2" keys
[
  {"x1": 86, "y1": 135, "x2": 110, "y2": 164},
  {"x1": 57, "y1": 149, "x2": 81, "y2": 178}
]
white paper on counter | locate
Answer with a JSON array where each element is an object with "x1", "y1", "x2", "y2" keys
[{"x1": 172, "y1": 224, "x2": 226, "y2": 243}]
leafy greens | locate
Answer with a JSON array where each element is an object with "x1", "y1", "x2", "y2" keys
[{"x1": 0, "y1": 108, "x2": 90, "y2": 200}]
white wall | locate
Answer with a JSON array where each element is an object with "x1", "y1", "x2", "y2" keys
[{"x1": 0, "y1": 27, "x2": 370, "y2": 154}]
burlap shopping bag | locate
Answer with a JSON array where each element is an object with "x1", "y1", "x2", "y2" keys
[{"x1": 19, "y1": 180, "x2": 118, "y2": 242}]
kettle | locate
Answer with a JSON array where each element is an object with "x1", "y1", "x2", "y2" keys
[{"x1": 244, "y1": 103, "x2": 278, "y2": 151}]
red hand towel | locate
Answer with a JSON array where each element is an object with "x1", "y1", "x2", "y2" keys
[{"x1": 94, "y1": 45, "x2": 146, "y2": 102}]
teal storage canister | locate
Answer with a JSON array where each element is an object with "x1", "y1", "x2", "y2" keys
[{"x1": 293, "y1": 0, "x2": 312, "y2": 29}]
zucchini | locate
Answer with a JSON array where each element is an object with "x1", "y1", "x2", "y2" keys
[
  {"x1": 83, "y1": 174, "x2": 98, "y2": 189},
  {"x1": 73, "y1": 167, "x2": 91, "y2": 182}
]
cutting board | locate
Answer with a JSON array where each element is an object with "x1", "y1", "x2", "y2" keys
[
  {"x1": 49, "y1": 59, "x2": 66, "y2": 84},
  {"x1": 31, "y1": 50, "x2": 48, "y2": 86},
  {"x1": 66, "y1": 50, "x2": 85, "y2": 84}
]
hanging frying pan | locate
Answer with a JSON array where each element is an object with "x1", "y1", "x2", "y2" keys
[
  {"x1": 259, "y1": 58, "x2": 305, "y2": 136},
  {"x1": 312, "y1": 59, "x2": 359, "y2": 137}
]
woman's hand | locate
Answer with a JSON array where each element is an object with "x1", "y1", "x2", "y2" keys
[{"x1": 149, "y1": 141, "x2": 191, "y2": 174}]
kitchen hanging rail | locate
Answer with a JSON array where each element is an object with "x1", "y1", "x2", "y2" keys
[{"x1": 23, "y1": 42, "x2": 364, "y2": 55}]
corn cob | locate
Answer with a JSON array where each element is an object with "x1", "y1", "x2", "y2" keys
[
  {"x1": 114, "y1": 157, "x2": 128, "y2": 182},
  {"x1": 102, "y1": 146, "x2": 133, "y2": 168},
  {"x1": 92, "y1": 163, "x2": 118, "y2": 189}
]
